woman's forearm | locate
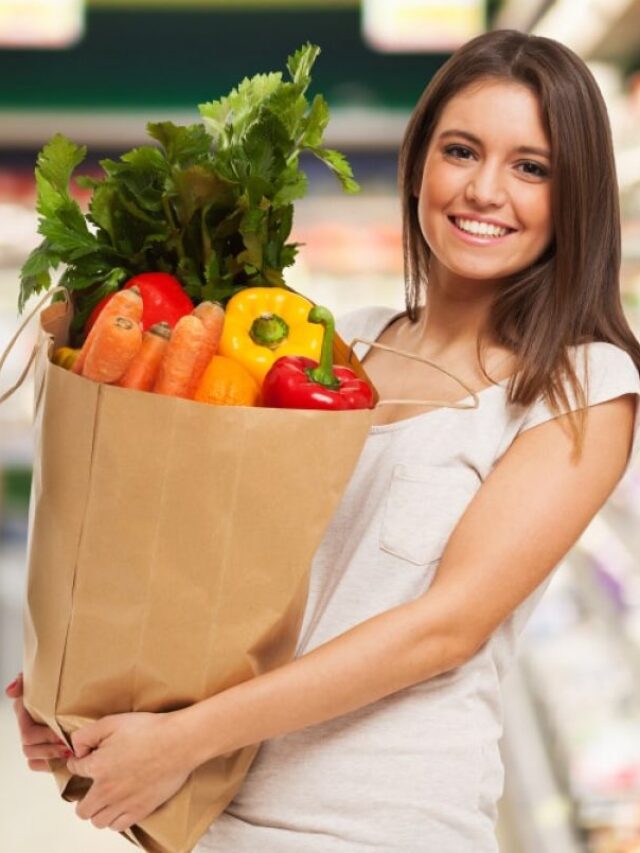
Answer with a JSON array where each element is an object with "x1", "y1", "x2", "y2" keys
[{"x1": 176, "y1": 595, "x2": 468, "y2": 770}]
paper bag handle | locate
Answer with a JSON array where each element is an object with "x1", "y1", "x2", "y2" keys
[
  {"x1": 347, "y1": 337, "x2": 483, "y2": 411},
  {"x1": 0, "y1": 287, "x2": 70, "y2": 405}
]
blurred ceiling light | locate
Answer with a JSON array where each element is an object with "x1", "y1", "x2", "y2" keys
[
  {"x1": 531, "y1": 0, "x2": 635, "y2": 56},
  {"x1": 362, "y1": 0, "x2": 486, "y2": 53},
  {"x1": 0, "y1": 0, "x2": 85, "y2": 48}
]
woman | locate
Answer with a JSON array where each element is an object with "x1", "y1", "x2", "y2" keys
[{"x1": 7, "y1": 28, "x2": 640, "y2": 852}]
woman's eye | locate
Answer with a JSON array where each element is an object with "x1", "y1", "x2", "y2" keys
[
  {"x1": 444, "y1": 144, "x2": 474, "y2": 160},
  {"x1": 518, "y1": 161, "x2": 549, "y2": 178}
]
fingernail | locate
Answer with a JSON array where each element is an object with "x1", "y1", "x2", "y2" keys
[{"x1": 5, "y1": 678, "x2": 17, "y2": 691}]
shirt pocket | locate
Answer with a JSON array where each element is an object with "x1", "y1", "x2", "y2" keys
[{"x1": 379, "y1": 463, "x2": 480, "y2": 567}]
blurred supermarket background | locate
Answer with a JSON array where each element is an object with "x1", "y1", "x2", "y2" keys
[{"x1": 1, "y1": 1, "x2": 640, "y2": 851}]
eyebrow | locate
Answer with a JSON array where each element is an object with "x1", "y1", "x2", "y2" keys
[{"x1": 438, "y1": 129, "x2": 551, "y2": 160}]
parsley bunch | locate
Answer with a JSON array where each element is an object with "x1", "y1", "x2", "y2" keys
[{"x1": 19, "y1": 43, "x2": 359, "y2": 338}]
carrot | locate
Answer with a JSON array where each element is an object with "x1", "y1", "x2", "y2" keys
[
  {"x1": 72, "y1": 287, "x2": 143, "y2": 375},
  {"x1": 153, "y1": 314, "x2": 207, "y2": 397},
  {"x1": 82, "y1": 316, "x2": 143, "y2": 384},
  {"x1": 117, "y1": 322, "x2": 171, "y2": 391},
  {"x1": 186, "y1": 301, "x2": 226, "y2": 396}
]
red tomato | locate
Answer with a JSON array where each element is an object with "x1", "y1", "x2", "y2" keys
[{"x1": 86, "y1": 273, "x2": 194, "y2": 333}]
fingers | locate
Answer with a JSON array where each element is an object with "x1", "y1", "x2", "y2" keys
[
  {"x1": 23, "y1": 742, "x2": 73, "y2": 761},
  {"x1": 109, "y1": 813, "x2": 134, "y2": 832},
  {"x1": 13, "y1": 697, "x2": 36, "y2": 738},
  {"x1": 89, "y1": 807, "x2": 128, "y2": 831},
  {"x1": 67, "y1": 753, "x2": 95, "y2": 779},
  {"x1": 5, "y1": 672, "x2": 23, "y2": 698},
  {"x1": 27, "y1": 758, "x2": 52, "y2": 773},
  {"x1": 70, "y1": 738, "x2": 93, "y2": 760},
  {"x1": 8, "y1": 681, "x2": 70, "y2": 770},
  {"x1": 72, "y1": 768, "x2": 133, "y2": 833},
  {"x1": 13, "y1": 697, "x2": 65, "y2": 747},
  {"x1": 82, "y1": 805, "x2": 134, "y2": 832},
  {"x1": 70, "y1": 719, "x2": 110, "y2": 759},
  {"x1": 75, "y1": 780, "x2": 107, "y2": 821}
]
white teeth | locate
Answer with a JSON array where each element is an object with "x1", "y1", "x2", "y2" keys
[{"x1": 454, "y1": 217, "x2": 510, "y2": 238}]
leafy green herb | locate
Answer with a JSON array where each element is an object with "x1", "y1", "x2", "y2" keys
[{"x1": 19, "y1": 42, "x2": 360, "y2": 341}]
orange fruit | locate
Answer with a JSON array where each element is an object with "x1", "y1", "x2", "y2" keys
[{"x1": 193, "y1": 355, "x2": 261, "y2": 407}]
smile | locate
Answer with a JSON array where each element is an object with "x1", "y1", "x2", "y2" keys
[{"x1": 447, "y1": 216, "x2": 517, "y2": 244}]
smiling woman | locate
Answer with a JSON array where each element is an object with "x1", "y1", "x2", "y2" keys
[
  {"x1": 183, "y1": 31, "x2": 640, "y2": 853},
  {"x1": 7, "y1": 27, "x2": 640, "y2": 853},
  {"x1": 399, "y1": 30, "x2": 640, "y2": 461},
  {"x1": 417, "y1": 79, "x2": 554, "y2": 281}
]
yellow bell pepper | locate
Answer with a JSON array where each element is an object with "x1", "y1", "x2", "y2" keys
[{"x1": 219, "y1": 287, "x2": 323, "y2": 385}]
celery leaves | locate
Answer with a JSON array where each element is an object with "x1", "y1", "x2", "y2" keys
[{"x1": 19, "y1": 42, "x2": 360, "y2": 338}]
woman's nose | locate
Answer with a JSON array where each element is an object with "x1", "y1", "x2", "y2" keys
[{"x1": 464, "y1": 164, "x2": 507, "y2": 207}]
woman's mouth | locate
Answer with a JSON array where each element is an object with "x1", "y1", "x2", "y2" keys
[{"x1": 447, "y1": 215, "x2": 517, "y2": 245}]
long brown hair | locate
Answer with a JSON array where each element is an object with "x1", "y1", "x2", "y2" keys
[{"x1": 398, "y1": 28, "x2": 640, "y2": 460}]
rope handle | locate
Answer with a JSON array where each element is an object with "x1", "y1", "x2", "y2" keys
[
  {"x1": 346, "y1": 337, "x2": 480, "y2": 411},
  {"x1": 0, "y1": 287, "x2": 71, "y2": 405}
]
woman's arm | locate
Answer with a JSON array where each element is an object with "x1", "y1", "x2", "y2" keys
[
  {"x1": 175, "y1": 394, "x2": 637, "y2": 767},
  {"x1": 178, "y1": 584, "x2": 466, "y2": 767},
  {"x1": 67, "y1": 393, "x2": 635, "y2": 831}
]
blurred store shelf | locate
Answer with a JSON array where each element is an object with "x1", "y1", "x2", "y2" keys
[
  {"x1": 501, "y1": 451, "x2": 640, "y2": 853},
  {"x1": 0, "y1": 106, "x2": 410, "y2": 151},
  {"x1": 501, "y1": 661, "x2": 583, "y2": 853},
  {"x1": 497, "y1": 0, "x2": 640, "y2": 63}
]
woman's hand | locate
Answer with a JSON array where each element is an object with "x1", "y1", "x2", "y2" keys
[
  {"x1": 5, "y1": 673, "x2": 73, "y2": 770},
  {"x1": 66, "y1": 711, "x2": 194, "y2": 832}
]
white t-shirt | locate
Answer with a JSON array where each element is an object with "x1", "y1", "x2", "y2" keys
[{"x1": 195, "y1": 306, "x2": 640, "y2": 853}]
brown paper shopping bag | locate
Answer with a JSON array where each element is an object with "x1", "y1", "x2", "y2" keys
[
  {"x1": 18, "y1": 294, "x2": 374, "y2": 852},
  {"x1": 2, "y1": 290, "x2": 480, "y2": 853}
]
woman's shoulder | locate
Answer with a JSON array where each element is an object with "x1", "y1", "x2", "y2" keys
[
  {"x1": 570, "y1": 340, "x2": 639, "y2": 393},
  {"x1": 335, "y1": 305, "x2": 401, "y2": 349},
  {"x1": 518, "y1": 340, "x2": 639, "y2": 407},
  {"x1": 518, "y1": 340, "x2": 640, "y2": 445}
]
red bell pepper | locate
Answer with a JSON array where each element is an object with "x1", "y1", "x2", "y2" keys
[
  {"x1": 86, "y1": 272, "x2": 194, "y2": 334},
  {"x1": 262, "y1": 305, "x2": 374, "y2": 411}
]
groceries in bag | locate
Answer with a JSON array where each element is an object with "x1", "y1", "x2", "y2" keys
[
  {"x1": 262, "y1": 305, "x2": 374, "y2": 410},
  {"x1": 11, "y1": 40, "x2": 377, "y2": 853},
  {"x1": 53, "y1": 285, "x2": 375, "y2": 411},
  {"x1": 18, "y1": 40, "x2": 359, "y2": 345}
]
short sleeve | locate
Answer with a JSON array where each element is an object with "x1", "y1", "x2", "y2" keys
[
  {"x1": 335, "y1": 306, "x2": 399, "y2": 361},
  {"x1": 335, "y1": 307, "x2": 375, "y2": 344},
  {"x1": 518, "y1": 342, "x2": 640, "y2": 467}
]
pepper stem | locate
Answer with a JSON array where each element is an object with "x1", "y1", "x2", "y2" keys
[
  {"x1": 250, "y1": 312, "x2": 289, "y2": 350},
  {"x1": 306, "y1": 305, "x2": 341, "y2": 389}
]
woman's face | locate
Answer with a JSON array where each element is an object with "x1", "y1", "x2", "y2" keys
[{"x1": 416, "y1": 78, "x2": 553, "y2": 284}]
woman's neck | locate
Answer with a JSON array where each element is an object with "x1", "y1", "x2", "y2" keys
[{"x1": 410, "y1": 263, "x2": 506, "y2": 361}]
